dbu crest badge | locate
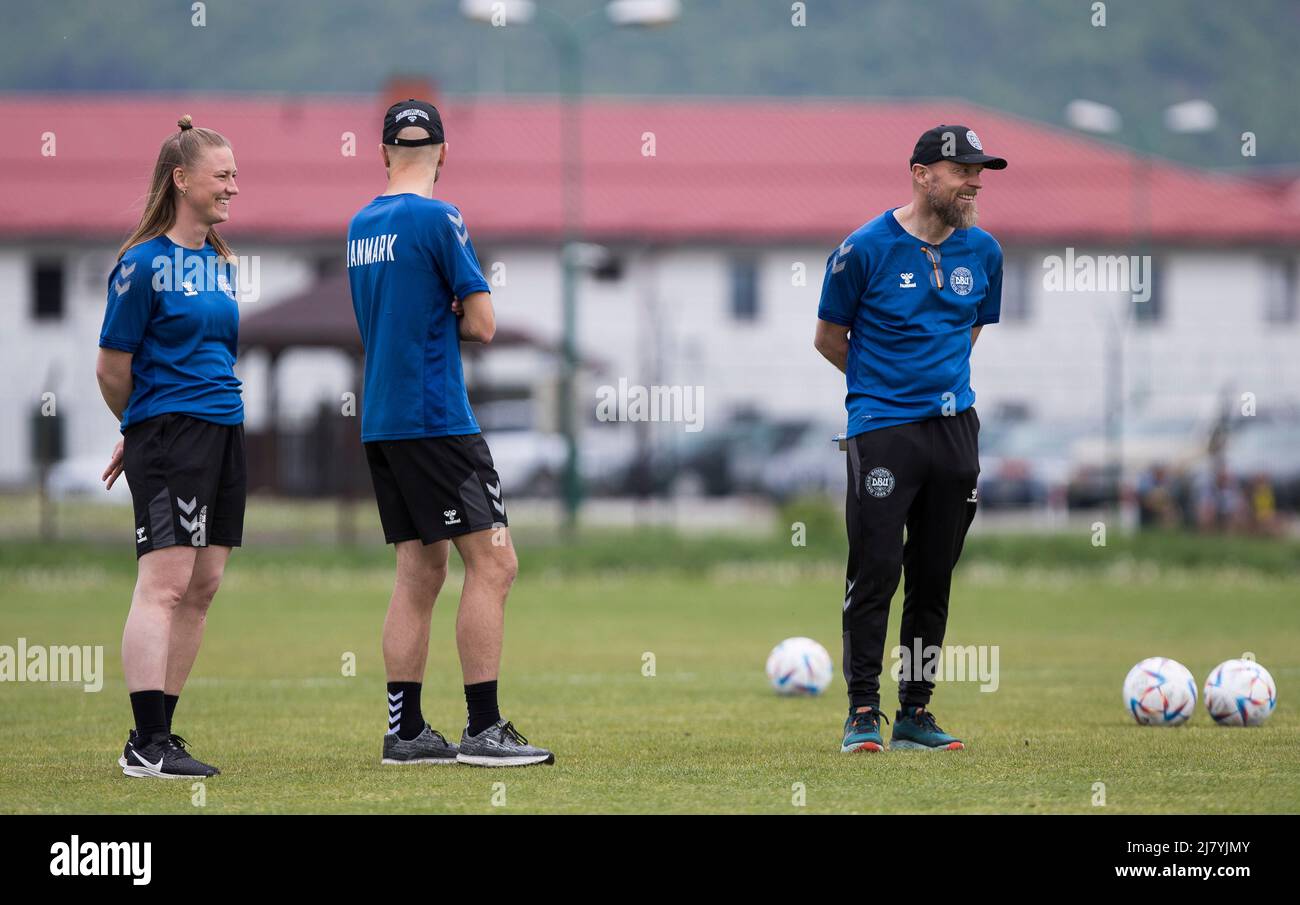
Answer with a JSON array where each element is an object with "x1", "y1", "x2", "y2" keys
[
  {"x1": 949, "y1": 266, "x2": 974, "y2": 296},
  {"x1": 865, "y1": 467, "x2": 896, "y2": 498}
]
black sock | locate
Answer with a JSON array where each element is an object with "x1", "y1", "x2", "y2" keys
[
  {"x1": 465, "y1": 680, "x2": 500, "y2": 736},
  {"x1": 387, "y1": 682, "x2": 424, "y2": 740},
  {"x1": 130, "y1": 690, "x2": 168, "y2": 742},
  {"x1": 164, "y1": 694, "x2": 179, "y2": 732}
]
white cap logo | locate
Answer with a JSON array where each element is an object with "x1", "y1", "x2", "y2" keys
[{"x1": 966, "y1": 130, "x2": 983, "y2": 151}]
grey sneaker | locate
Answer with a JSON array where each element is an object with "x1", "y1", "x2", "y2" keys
[
  {"x1": 456, "y1": 720, "x2": 554, "y2": 767},
  {"x1": 381, "y1": 724, "x2": 459, "y2": 765}
]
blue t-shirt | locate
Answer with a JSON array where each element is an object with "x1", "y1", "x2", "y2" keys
[
  {"x1": 817, "y1": 208, "x2": 1002, "y2": 436},
  {"x1": 347, "y1": 194, "x2": 490, "y2": 442},
  {"x1": 98, "y1": 235, "x2": 243, "y2": 431}
]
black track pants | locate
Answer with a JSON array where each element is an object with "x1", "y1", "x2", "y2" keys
[{"x1": 842, "y1": 407, "x2": 980, "y2": 709}]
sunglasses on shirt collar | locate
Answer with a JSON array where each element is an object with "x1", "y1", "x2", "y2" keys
[{"x1": 920, "y1": 245, "x2": 943, "y2": 290}]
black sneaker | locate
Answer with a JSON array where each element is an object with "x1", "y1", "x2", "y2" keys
[
  {"x1": 117, "y1": 729, "x2": 138, "y2": 769},
  {"x1": 120, "y1": 731, "x2": 220, "y2": 778},
  {"x1": 381, "y1": 724, "x2": 459, "y2": 765},
  {"x1": 456, "y1": 719, "x2": 554, "y2": 767}
]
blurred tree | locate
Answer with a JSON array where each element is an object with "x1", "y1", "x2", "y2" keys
[{"x1": 1, "y1": 0, "x2": 1295, "y2": 168}]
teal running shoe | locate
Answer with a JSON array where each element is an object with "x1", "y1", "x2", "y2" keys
[
  {"x1": 891, "y1": 705, "x2": 965, "y2": 751},
  {"x1": 841, "y1": 706, "x2": 889, "y2": 753}
]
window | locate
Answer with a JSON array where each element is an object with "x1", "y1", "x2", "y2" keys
[
  {"x1": 31, "y1": 259, "x2": 65, "y2": 321},
  {"x1": 1132, "y1": 256, "x2": 1162, "y2": 325},
  {"x1": 31, "y1": 405, "x2": 65, "y2": 465},
  {"x1": 1263, "y1": 256, "x2": 1298, "y2": 324},
  {"x1": 730, "y1": 257, "x2": 759, "y2": 322},
  {"x1": 999, "y1": 254, "x2": 1031, "y2": 322},
  {"x1": 315, "y1": 253, "x2": 341, "y2": 278}
]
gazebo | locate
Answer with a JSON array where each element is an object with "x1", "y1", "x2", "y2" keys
[{"x1": 239, "y1": 270, "x2": 564, "y2": 500}]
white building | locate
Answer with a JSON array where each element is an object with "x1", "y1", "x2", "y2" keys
[{"x1": 2, "y1": 93, "x2": 1297, "y2": 488}]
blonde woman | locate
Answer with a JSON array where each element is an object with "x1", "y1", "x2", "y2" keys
[{"x1": 96, "y1": 116, "x2": 243, "y2": 778}]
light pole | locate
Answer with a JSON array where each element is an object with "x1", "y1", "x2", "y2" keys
[
  {"x1": 1065, "y1": 98, "x2": 1218, "y2": 524},
  {"x1": 462, "y1": 0, "x2": 680, "y2": 536}
]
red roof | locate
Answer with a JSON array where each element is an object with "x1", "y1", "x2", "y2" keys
[{"x1": 2, "y1": 93, "x2": 1296, "y2": 244}]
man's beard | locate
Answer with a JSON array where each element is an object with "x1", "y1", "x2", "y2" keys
[{"x1": 928, "y1": 184, "x2": 978, "y2": 229}]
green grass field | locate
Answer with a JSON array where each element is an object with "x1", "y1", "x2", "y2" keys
[{"x1": 1, "y1": 530, "x2": 1297, "y2": 814}]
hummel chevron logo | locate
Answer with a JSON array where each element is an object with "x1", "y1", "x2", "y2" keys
[
  {"x1": 388, "y1": 690, "x2": 403, "y2": 734},
  {"x1": 844, "y1": 578, "x2": 856, "y2": 611},
  {"x1": 485, "y1": 482, "x2": 505, "y2": 515},
  {"x1": 177, "y1": 496, "x2": 201, "y2": 535},
  {"x1": 119, "y1": 262, "x2": 137, "y2": 278},
  {"x1": 831, "y1": 241, "x2": 853, "y2": 274},
  {"x1": 114, "y1": 279, "x2": 131, "y2": 297},
  {"x1": 447, "y1": 211, "x2": 470, "y2": 246}
]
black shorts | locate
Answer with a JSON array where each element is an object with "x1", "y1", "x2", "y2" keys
[
  {"x1": 123, "y1": 413, "x2": 246, "y2": 559},
  {"x1": 365, "y1": 433, "x2": 508, "y2": 545}
]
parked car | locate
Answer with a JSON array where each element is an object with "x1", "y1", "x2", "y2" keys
[
  {"x1": 481, "y1": 429, "x2": 567, "y2": 498},
  {"x1": 673, "y1": 415, "x2": 809, "y2": 497},
  {"x1": 1220, "y1": 417, "x2": 1300, "y2": 511},
  {"x1": 1068, "y1": 411, "x2": 1217, "y2": 509},
  {"x1": 758, "y1": 422, "x2": 846, "y2": 502},
  {"x1": 45, "y1": 456, "x2": 132, "y2": 502},
  {"x1": 977, "y1": 420, "x2": 1086, "y2": 509}
]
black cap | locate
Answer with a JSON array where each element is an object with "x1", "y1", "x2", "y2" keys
[
  {"x1": 383, "y1": 99, "x2": 444, "y2": 146},
  {"x1": 909, "y1": 124, "x2": 1007, "y2": 170}
]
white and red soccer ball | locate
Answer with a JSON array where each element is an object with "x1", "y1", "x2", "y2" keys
[
  {"x1": 1123, "y1": 656, "x2": 1277, "y2": 727},
  {"x1": 1203, "y1": 659, "x2": 1276, "y2": 727},
  {"x1": 766, "y1": 637, "x2": 834, "y2": 696},
  {"x1": 1123, "y1": 657, "x2": 1198, "y2": 726}
]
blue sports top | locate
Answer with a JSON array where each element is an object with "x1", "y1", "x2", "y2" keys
[
  {"x1": 817, "y1": 208, "x2": 1002, "y2": 436},
  {"x1": 98, "y1": 234, "x2": 243, "y2": 431},
  {"x1": 347, "y1": 194, "x2": 491, "y2": 441}
]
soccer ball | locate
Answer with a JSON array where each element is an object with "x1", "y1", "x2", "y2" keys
[
  {"x1": 1123, "y1": 657, "x2": 1197, "y2": 726},
  {"x1": 766, "y1": 637, "x2": 834, "y2": 696},
  {"x1": 1203, "y1": 659, "x2": 1277, "y2": 727}
]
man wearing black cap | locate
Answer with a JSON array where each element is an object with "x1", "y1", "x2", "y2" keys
[
  {"x1": 814, "y1": 125, "x2": 1007, "y2": 753},
  {"x1": 347, "y1": 100, "x2": 554, "y2": 767}
]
